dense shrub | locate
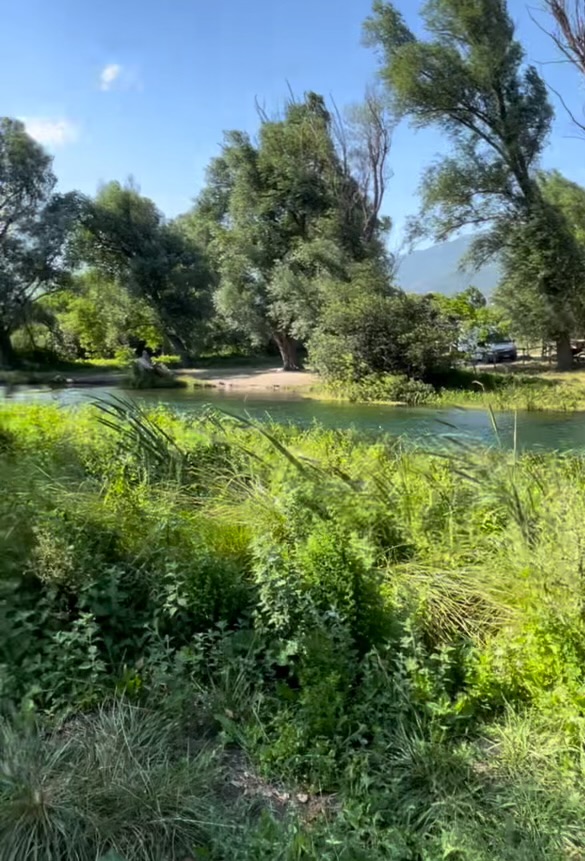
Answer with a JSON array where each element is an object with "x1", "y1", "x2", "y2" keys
[
  {"x1": 327, "y1": 373, "x2": 435, "y2": 404},
  {"x1": 309, "y1": 291, "x2": 454, "y2": 381}
]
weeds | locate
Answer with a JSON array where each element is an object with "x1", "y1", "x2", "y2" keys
[{"x1": 3, "y1": 401, "x2": 585, "y2": 857}]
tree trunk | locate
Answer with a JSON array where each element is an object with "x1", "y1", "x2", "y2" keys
[
  {"x1": 0, "y1": 326, "x2": 16, "y2": 369},
  {"x1": 273, "y1": 332, "x2": 300, "y2": 371},
  {"x1": 556, "y1": 332, "x2": 573, "y2": 371},
  {"x1": 166, "y1": 332, "x2": 190, "y2": 366}
]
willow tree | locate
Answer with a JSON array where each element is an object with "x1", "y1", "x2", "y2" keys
[
  {"x1": 495, "y1": 171, "x2": 585, "y2": 346},
  {"x1": 365, "y1": 0, "x2": 585, "y2": 369},
  {"x1": 186, "y1": 93, "x2": 392, "y2": 370},
  {"x1": 544, "y1": 1, "x2": 585, "y2": 91}
]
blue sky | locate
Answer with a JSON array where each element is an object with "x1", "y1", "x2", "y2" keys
[{"x1": 2, "y1": 0, "x2": 584, "y2": 249}]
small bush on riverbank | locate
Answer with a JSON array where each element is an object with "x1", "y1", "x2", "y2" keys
[
  {"x1": 3, "y1": 401, "x2": 585, "y2": 857},
  {"x1": 326, "y1": 373, "x2": 435, "y2": 405},
  {"x1": 309, "y1": 289, "x2": 455, "y2": 382}
]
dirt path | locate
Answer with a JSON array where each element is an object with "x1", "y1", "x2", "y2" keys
[{"x1": 180, "y1": 366, "x2": 319, "y2": 392}]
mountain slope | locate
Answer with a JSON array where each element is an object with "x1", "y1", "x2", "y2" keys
[{"x1": 396, "y1": 235, "x2": 501, "y2": 296}]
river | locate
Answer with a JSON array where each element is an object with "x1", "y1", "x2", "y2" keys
[{"x1": 3, "y1": 384, "x2": 585, "y2": 452}]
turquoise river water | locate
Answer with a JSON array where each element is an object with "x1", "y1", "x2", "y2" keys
[{"x1": 4, "y1": 383, "x2": 585, "y2": 452}]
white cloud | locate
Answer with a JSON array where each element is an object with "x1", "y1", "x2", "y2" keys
[
  {"x1": 21, "y1": 117, "x2": 79, "y2": 148},
  {"x1": 99, "y1": 63, "x2": 123, "y2": 91}
]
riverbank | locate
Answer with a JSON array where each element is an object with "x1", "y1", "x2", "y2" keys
[
  {"x1": 0, "y1": 359, "x2": 319, "y2": 393},
  {"x1": 0, "y1": 367, "x2": 125, "y2": 387},
  {"x1": 3, "y1": 402, "x2": 585, "y2": 858},
  {"x1": 437, "y1": 368, "x2": 585, "y2": 411},
  {"x1": 320, "y1": 366, "x2": 585, "y2": 412},
  {"x1": 183, "y1": 362, "x2": 585, "y2": 412},
  {"x1": 6, "y1": 359, "x2": 585, "y2": 413},
  {"x1": 182, "y1": 364, "x2": 319, "y2": 392}
]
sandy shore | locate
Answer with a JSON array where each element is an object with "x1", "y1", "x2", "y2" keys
[
  {"x1": 1, "y1": 365, "x2": 320, "y2": 394},
  {"x1": 180, "y1": 366, "x2": 319, "y2": 392}
]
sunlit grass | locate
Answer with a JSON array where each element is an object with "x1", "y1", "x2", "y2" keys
[{"x1": 4, "y1": 401, "x2": 585, "y2": 857}]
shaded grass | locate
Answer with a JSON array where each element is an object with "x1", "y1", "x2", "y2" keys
[{"x1": 0, "y1": 701, "x2": 224, "y2": 861}]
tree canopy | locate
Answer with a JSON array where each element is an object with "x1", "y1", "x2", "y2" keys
[
  {"x1": 46, "y1": 270, "x2": 164, "y2": 360},
  {"x1": 78, "y1": 181, "x2": 213, "y2": 360},
  {"x1": 0, "y1": 118, "x2": 82, "y2": 366},
  {"x1": 3, "y1": 6, "x2": 585, "y2": 378},
  {"x1": 364, "y1": 0, "x2": 585, "y2": 368},
  {"x1": 185, "y1": 93, "x2": 394, "y2": 369},
  {"x1": 543, "y1": 1, "x2": 585, "y2": 134},
  {"x1": 494, "y1": 170, "x2": 585, "y2": 344}
]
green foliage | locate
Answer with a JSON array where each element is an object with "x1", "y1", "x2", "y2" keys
[
  {"x1": 0, "y1": 702, "x2": 222, "y2": 861},
  {"x1": 429, "y1": 287, "x2": 510, "y2": 352},
  {"x1": 49, "y1": 270, "x2": 164, "y2": 359},
  {"x1": 327, "y1": 373, "x2": 435, "y2": 405},
  {"x1": 496, "y1": 171, "x2": 585, "y2": 346},
  {"x1": 0, "y1": 117, "x2": 83, "y2": 367},
  {"x1": 5, "y1": 404, "x2": 585, "y2": 855},
  {"x1": 365, "y1": 1, "x2": 584, "y2": 367},
  {"x1": 540, "y1": 169, "x2": 585, "y2": 246},
  {"x1": 495, "y1": 199, "x2": 585, "y2": 347},
  {"x1": 310, "y1": 280, "x2": 454, "y2": 381},
  {"x1": 77, "y1": 181, "x2": 213, "y2": 359},
  {"x1": 187, "y1": 93, "x2": 393, "y2": 369}
]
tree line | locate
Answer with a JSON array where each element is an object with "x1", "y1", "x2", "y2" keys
[{"x1": 2, "y1": 0, "x2": 585, "y2": 374}]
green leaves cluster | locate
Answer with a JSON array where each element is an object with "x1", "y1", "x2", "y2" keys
[
  {"x1": 78, "y1": 181, "x2": 213, "y2": 359},
  {"x1": 309, "y1": 262, "x2": 454, "y2": 381},
  {"x1": 45, "y1": 270, "x2": 163, "y2": 359},
  {"x1": 6, "y1": 404, "x2": 585, "y2": 856}
]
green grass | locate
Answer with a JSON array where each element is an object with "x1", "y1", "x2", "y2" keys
[
  {"x1": 323, "y1": 366, "x2": 585, "y2": 411},
  {"x1": 0, "y1": 702, "x2": 223, "y2": 861},
  {"x1": 3, "y1": 400, "x2": 585, "y2": 857}
]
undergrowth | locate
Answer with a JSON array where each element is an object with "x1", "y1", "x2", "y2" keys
[
  {"x1": 325, "y1": 368, "x2": 585, "y2": 410},
  {"x1": 2, "y1": 399, "x2": 585, "y2": 858}
]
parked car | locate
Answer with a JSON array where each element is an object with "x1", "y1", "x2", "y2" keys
[{"x1": 473, "y1": 340, "x2": 517, "y2": 363}]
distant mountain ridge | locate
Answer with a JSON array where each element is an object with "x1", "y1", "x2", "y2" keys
[{"x1": 396, "y1": 235, "x2": 501, "y2": 297}]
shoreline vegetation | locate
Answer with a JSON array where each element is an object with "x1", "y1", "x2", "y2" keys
[
  {"x1": 4, "y1": 401, "x2": 585, "y2": 857},
  {"x1": 6, "y1": 0, "x2": 585, "y2": 855},
  {"x1": 5, "y1": 356, "x2": 585, "y2": 413}
]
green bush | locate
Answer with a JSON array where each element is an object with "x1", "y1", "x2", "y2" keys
[
  {"x1": 156, "y1": 353, "x2": 181, "y2": 367},
  {"x1": 310, "y1": 290, "x2": 454, "y2": 381},
  {"x1": 424, "y1": 366, "x2": 517, "y2": 391},
  {"x1": 328, "y1": 373, "x2": 435, "y2": 405}
]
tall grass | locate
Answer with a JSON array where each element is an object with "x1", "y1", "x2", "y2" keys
[
  {"x1": 0, "y1": 702, "x2": 223, "y2": 861},
  {"x1": 3, "y1": 401, "x2": 585, "y2": 857},
  {"x1": 324, "y1": 367, "x2": 585, "y2": 411}
]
